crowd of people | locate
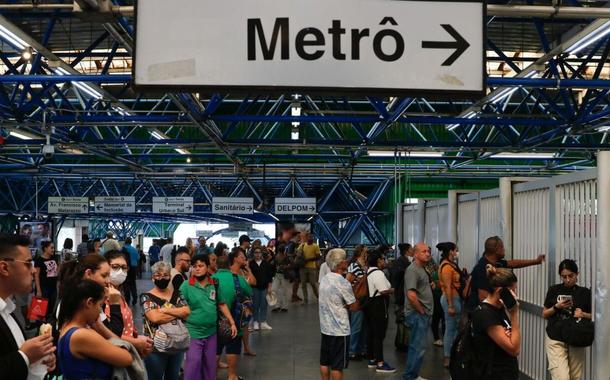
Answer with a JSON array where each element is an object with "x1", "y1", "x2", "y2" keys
[{"x1": 0, "y1": 227, "x2": 594, "y2": 380}]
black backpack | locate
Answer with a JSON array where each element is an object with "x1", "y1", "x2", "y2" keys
[{"x1": 449, "y1": 305, "x2": 492, "y2": 380}]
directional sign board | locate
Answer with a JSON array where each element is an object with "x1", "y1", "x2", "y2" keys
[
  {"x1": 212, "y1": 197, "x2": 254, "y2": 215},
  {"x1": 48, "y1": 197, "x2": 89, "y2": 214},
  {"x1": 135, "y1": 0, "x2": 484, "y2": 96},
  {"x1": 94, "y1": 197, "x2": 136, "y2": 214},
  {"x1": 152, "y1": 197, "x2": 194, "y2": 214},
  {"x1": 275, "y1": 198, "x2": 317, "y2": 215}
]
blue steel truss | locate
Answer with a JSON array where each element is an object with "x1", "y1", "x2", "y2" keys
[{"x1": 1, "y1": 2, "x2": 610, "y2": 243}]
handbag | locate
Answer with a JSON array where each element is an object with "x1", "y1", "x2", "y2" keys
[
  {"x1": 143, "y1": 294, "x2": 190, "y2": 353},
  {"x1": 214, "y1": 281, "x2": 234, "y2": 341},
  {"x1": 561, "y1": 317, "x2": 594, "y2": 347},
  {"x1": 27, "y1": 297, "x2": 48, "y2": 321}
]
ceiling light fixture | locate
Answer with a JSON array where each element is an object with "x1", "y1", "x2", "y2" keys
[
  {"x1": 567, "y1": 21, "x2": 610, "y2": 55},
  {"x1": 491, "y1": 152, "x2": 555, "y2": 159},
  {"x1": 0, "y1": 24, "x2": 28, "y2": 50}
]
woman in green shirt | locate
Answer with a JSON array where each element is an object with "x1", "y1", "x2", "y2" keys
[{"x1": 180, "y1": 254, "x2": 236, "y2": 380}]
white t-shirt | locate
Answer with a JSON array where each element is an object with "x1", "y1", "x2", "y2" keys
[
  {"x1": 367, "y1": 267, "x2": 391, "y2": 297},
  {"x1": 318, "y1": 273, "x2": 356, "y2": 336},
  {"x1": 318, "y1": 262, "x2": 330, "y2": 283},
  {"x1": 160, "y1": 244, "x2": 174, "y2": 263}
]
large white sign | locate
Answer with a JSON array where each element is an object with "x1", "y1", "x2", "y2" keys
[
  {"x1": 152, "y1": 197, "x2": 194, "y2": 214},
  {"x1": 94, "y1": 197, "x2": 136, "y2": 214},
  {"x1": 134, "y1": 0, "x2": 484, "y2": 95},
  {"x1": 212, "y1": 197, "x2": 254, "y2": 214},
  {"x1": 48, "y1": 197, "x2": 89, "y2": 214},
  {"x1": 275, "y1": 198, "x2": 317, "y2": 215}
]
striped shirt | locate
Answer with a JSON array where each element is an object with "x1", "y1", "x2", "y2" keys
[{"x1": 347, "y1": 261, "x2": 365, "y2": 281}]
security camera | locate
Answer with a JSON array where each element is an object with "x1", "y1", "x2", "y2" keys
[{"x1": 42, "y1": 144, "x2": 54, "y2": 159}]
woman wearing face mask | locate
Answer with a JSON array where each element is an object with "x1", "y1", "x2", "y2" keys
[
  {"x1": 181, "y1": 254, "x2": 237, "y2": 380},
  {"x1": 437, "y1": 242, "x2": 463, "y2": 368},
  {"x1": 58, "y1": 254, "x2": 124, "y2": 338},
  {"x1": 141, "y1": 261, "x2": 190, "y2": 380},
  {"x1": 104, "y1": 250, "x2": 153, "y2": 357},
  {"x1": 58, "y1": 280, "x2": 133, "y2": 380},
  {"x1": 542, "y1": 259, "x2": 592, "y2": 380}
]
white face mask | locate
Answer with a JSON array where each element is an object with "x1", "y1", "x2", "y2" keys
[{"x1": 110, "y1": 269, "x2": 127, "y2": 286}]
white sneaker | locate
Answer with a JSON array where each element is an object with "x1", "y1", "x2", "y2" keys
[
  {"x1": 433, "y1": 339, "x2": 443, "y2": 347},
  {"x1": 415, "y1": 377, "x2": 428, "y2": 380},
  {"x1": 259, "y1": 322, "x2": 273, "y2": 330},
  {"x1": 253, "y1": 321, "x2": 260, "y2": 331}
]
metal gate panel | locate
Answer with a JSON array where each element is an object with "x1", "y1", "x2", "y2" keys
[
  {"x1": 402, "y1": 205, "x2": 417, "y2": 245},
  {"x1": 556, "y1": 178, "x2": 597, "y2": 380},
  {"x1": 437, "y1": 203, "x2": 449, "y2": 245},
  {"x1": 457, "y1": 198, "x2": 479, "y2": 272},
  {"x1": 513, "y1": 188, "x2": 549, "y2": 305},
  {"x1": 479, "y1": 193, "x2": 501, "y2": 257},
  {"x1": 518, "y1": 311, "x2": 548, "y2": 380},
  {"x1": 425, "y1": 203, "x2": 439, "y2": 259}
]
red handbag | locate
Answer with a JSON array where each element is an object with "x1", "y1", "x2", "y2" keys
[{"x1": 27, "y1": 297, "x2": 48, "y2": 320}]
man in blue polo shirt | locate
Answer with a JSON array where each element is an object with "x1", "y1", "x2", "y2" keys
[{"x1": 465, "y1": 235, "x2": 545, "y2": 311}]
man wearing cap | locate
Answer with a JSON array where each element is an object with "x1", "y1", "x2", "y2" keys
[{"x1": 239, "y1": 235, "x2": 251, "y2": 258}]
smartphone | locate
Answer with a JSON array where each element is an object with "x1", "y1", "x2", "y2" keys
[
  {"x1": 500, "y1": 288, "x2": 517, "y2": 309},
  {"x1": 557, "y1": 295, "x2": 573, "y2": 304}
]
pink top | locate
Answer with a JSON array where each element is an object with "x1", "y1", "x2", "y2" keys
[{"x1": 105, "y1": 296, "x2": 135, "y2": 338}]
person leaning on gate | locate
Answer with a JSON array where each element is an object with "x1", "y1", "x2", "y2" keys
[
  {"x1": 465, "y1": 236, "x2": 545, "y2": 312},
  {"x1": 542, "y1": 259, "x2": 592, "y2": 380}
]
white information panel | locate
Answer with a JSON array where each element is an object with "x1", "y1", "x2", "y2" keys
[
  {"x1": 135, "y1": 0, "x2": 484, "y2": 95},
  {"x1": 275, "y1": 198, "x2": 317, "y2": 215},
  {"x1": 212, "y1": 197, "x2": 254, "y2": 214},
  {"x1": 48, "y1": 197, "x2": 89, "y2": 214},
  {"x1": 152, "y1": 197, "x2": 194, "y2": 214},
  {"x1": 94, "y1": 197, "x2": 136, "y2": 214}
]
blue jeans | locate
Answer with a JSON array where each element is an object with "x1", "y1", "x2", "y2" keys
[
  {"x1": 349, "y1": 310, "x2": 365, "y2": 355},
  {"x1": 402, "y1": 313, "x2": 431, "y2": 380},
  {"x1": 144, "y1": 351, "x2": 184, "y2": 380},
  {"x1": 440, "y1": 295, "x2": 462, "y2": 358},
  {"x1": 252, "y1": 288, "x2": 269, "y2": 323}
]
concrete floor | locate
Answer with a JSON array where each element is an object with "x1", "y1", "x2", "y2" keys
[{"x1": 134, "y1": 277, "x2": 449, "y2": 380}]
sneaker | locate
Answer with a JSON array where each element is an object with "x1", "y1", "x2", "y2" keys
[
  {"x1": 280, "y1": 308, "x2": 288, "y2": 312},
  {"x1": 271, "y1": 308, "x2": 281, "y2": 313},
  {"x1": 349, "y1": 354, "x2": 362, "y2": 362},
  {"x1": 367, "y1": 360, "x2": 377, "y2": 368},
  {"x1": 259, "y1": 322, "x2": 272, "y2": 330},
  {"x1": 433, "y1": 339, "x2": 443, "y2": 347},
  {"x1": 253, "y1": 322, "x2": 260, "y2": 331},
  {"x1": 415, "y1": 377, "x2": 429, "y2": 380},
  {"x1": 376, "y1": 362, "x2": 396, "y2": 373}
]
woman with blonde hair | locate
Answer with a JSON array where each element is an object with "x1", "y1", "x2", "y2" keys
[{"x1": 471, "y1": 265, "x2": 520, "y2": 379}]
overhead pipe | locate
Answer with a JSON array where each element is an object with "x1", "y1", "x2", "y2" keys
[
  {"x1": 1, "y1": 4, "x2": 610, "y2": 19},
  {"x1": 3, "y1": 75, "x2": 610, "y2": 90}
]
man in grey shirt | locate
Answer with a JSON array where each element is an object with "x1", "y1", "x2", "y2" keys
[{"x1": 402, "y1": 242, "x2": 433, "y2": 380}]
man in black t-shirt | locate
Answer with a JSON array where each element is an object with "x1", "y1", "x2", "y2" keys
[
  {"x1": 169, "y1": 247, "x2": 191, "y2": 300},
  {"x1": 466, "y1": 236, "x2": 545, "y2": 311}
]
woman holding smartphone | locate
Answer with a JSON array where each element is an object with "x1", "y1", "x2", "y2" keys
[
  {"x1": 471, "y1": 264, "x2": 520, "y2": 380},
  {"x1": 542, "y1": 259, "x2": 592, "y2": 380}
]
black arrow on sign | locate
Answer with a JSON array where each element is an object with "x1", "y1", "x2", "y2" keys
[{"x1": 421, "y1": 24, "x2": 470, "y2": 66}]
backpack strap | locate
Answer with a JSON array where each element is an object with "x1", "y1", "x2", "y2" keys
[{"x1": 366, "y1": 268, "x2": 381, "y2": 298}]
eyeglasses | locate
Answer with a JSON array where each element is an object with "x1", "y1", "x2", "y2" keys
[
  {"x1": 1, "y1": 258, "x2": 34, "y2": 268},
  {"x1": 111, "y1": 264, "x2": 129, "y2": 271},
  {"x1": 179, "y1": 258, "x2": 191, "y2": 263}
]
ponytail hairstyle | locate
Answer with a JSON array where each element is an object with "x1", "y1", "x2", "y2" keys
[
  {"x1": 58, "y1": 279, "x2": 105, "y2": 328},
  {"x1": 352, "y1": 244, "x2": 367, "y2": 263},
  {"x1": 486, "y1": 264, "x2": 517, "y2": 288},
  {"x1": 436, "y1": 242, "x2": 457, "y2": 261},
  {"x1": 59, "y1": 254, "x2": 107, "y2": 299}
]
